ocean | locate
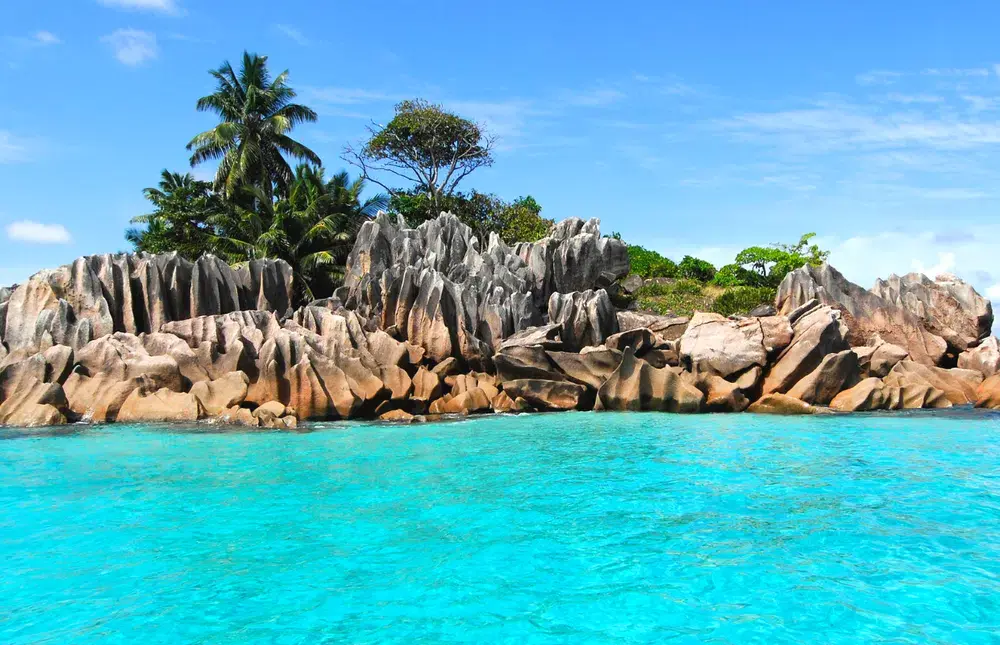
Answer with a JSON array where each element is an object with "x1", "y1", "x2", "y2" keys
[{"x1": 1, "y1": 411, "x2": 998, "y2": 643}]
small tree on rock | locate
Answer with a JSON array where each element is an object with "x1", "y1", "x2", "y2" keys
[{"x1": 344, "y1": 99, "x2": 496, "y2": 217}]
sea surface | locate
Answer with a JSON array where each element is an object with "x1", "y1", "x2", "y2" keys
[{"x1": 1, "y1": 411, "x2": 999, "y2": 644}]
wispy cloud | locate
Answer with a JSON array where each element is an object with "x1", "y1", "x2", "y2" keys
[
  {"x1": 303, "y1": 87, "x2": 400, "y2": 105},
  {"x1": 884, "y1": 92, "x2": 943, "y2": 104},
  {"x1": 102, "y1": 29, "x2": 158, "y2": 66},
  {"x1": 275, "y1": 24, "x2": 310, "y2": 46},
  {"x1": 97, "y1": 0, "x2": 182, "y2": 15},
  {"x1": 32, "y1": 31, "x2": 60, "y2": 46},
  {"x1": 922, "y1": 67, "x2": 990, "y2": 77},
  {"x1": 6, "y1": 220, "x2": 71, "y2": 244},
  {"x1": 0, "y1": 131, "x2": 38, "y2": 163},
  {"x1": 559, "y1": 88, "x2": 626, "y2": 107},
  {"x1": 856, "y1": 70, "x2": 902, "y2": 86}
]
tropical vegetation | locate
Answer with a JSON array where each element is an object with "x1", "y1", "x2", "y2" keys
[{"x1": 127, "y1": 52, "x2": 547, "y2": 303}]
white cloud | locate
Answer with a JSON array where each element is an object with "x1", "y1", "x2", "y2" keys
[
  {"x1": 856, "y1": 70, "x2": 902, "y2": 86},
  {"x1": 913, "y1": 251, "x2": 956, "y2": 277},
  {"x1": 97, "y1": 0, "x2": 181, "y2": 14},
  {"x1": 275, "y1": 24, "x2": 309, "y2": 46},
  {"x1": 33, "y1": 31, "x2": 60, "y2": 46},
  {"x1": 0, "y1": 131, "x2": 31, "y2": 163},
  {"x1": 102, "y1": 29, "x2": 158, "y2": 66},
  {"x1": 6, "y1": 221, "x2": 71, "y2": 244},
  {"x1": 922, "y1": 67, "x2": 990, "y2": 77},
  {"x1": 884, "y1": 93, "x2": 943, "y2": 104},
  {"x1": 987, "y1": 283, "x2": 1000, "y2": 299}
]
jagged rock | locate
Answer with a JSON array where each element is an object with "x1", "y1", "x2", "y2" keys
[
  {"x1": 763, "y1": 304, "x2": 849, "y2": 395},
  {"x1": 252, "y1": 400, "x2": 298, "y2": 428},
  {"x1": 615, "y1": 311, "x2": 689, "y2": 342},
  {"x1": 974, "y1": 374, "x2": 1000, "y2": 409},
  {"x1": 747, "y1": 393, "x2": 818, "y2": 415},
  {"x1": 63, "y1": 372, "x2": 150, "y2": 422},
  {"x1": 604, "y1": 328, "x2": 656, "y2": 354},
  {"x1": 0, "y1": 253, "x2": 293, "y2": 358},
  {"x1": 853, "y1": 337, "x2": 909, "y2": 378},
  {"x1": 75, "y1": 334, "x2": 184, "y2": 393},
  {"x1": 379, "y1": 366, "x2": 413, "y2": 401},
  {"x1": 0, "y1": 345, "x2": 73, "y2": 398},
  {"x1": 190, "y1": 371, "x2": 249, "y2": 416},
  {"x1": 220, "y1": 406, "x2": 258, "y2": 427},
  {"x1": 678, "y1": 313, "x2": 767, "y2": 378},
  {"x1": 117, "y1": 386, "x2": 203, "y2": 423},
  {"x1": 494, "y1": 347, "x2": 567, "y2": 383},
  {"x1": 502, "y1": 379, "x2": 592, "y2": 411},
  {"x1": 431, "y1": 357, "x2": 460, "y2": 378},
  {"x1": 749, "y1": 304, "x2": 777, "y2": 317},
  {"x1": 546, "y1": 348, "x2": 623, "y2": 390},
  {"x1": 548, "y1": 289, "x2": 618, "y2": 350},
  {"x1": 497, "y1": 323, "x2": 563, "y2": 351},
  {"x1": 411, "y1": 367, "x2": 442, "y2": 402},
  {"x1": 872, "y1": 272, "x2": 992, "y2": 354},
  {"x1": 882, "y1": 361, "x2": 982, "y2": 405},
  {"x1": 786, "y1": 350, "x2": 861, "y2": 405},
  {"x1": 777, "y1": 264, "x2": 947, "y2": 366},
  {"x1": 597, "y1": 347, "x2": 704, "y2": 412},
  {"x1": 0, "y1": 377, "x2": 68, "y2": 426},
  {"x1": 958, "y1": 337, "x2": 1000, "y2": 377},
  {"x1": 491, "y1": 390, "x2": 516, "y2": 412}
]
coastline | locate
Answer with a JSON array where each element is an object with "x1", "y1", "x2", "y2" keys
[{"x1": 1, "y1": 212, "x2": 999, "y2": 429}]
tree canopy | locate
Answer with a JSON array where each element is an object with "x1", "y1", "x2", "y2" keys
[
  {"x1": 187, "y1": 51, "x2": 320, "y2": 201},
  {"x1": 344, "y1": 99, "x2": 496, "y2": 216}
]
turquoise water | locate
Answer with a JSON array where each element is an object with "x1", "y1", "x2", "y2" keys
[{"x1": 1, "y1": 412, "x2": 999, "y2": 644}]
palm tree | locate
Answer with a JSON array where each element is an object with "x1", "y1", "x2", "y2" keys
[
  {"x1": 187, "y1": 52, "x2": 321, "y2": 201},
  {"x1": 208, "y1": 166, "x2": 388, "y2": 302},
  {"x1": 126, "y1": 170, "x2": 225, "y2": 258}
]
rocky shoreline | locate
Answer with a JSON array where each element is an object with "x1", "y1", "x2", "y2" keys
[{"x1": 1, "y1": 212, "x2": 999, "y2": 428}]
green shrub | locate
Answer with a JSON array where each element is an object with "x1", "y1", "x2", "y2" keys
[
  {"x1": 712, "y1": 263, "x2": 764, "y2": 288},
  {"x1": 627, "y1": 245, "x2": 678, "y2": 278},
  {"x1": 678, "y1": 255, "x2": 717, "y2": 282},
  {"x1": 711, "y1": 286, "x2": 777, "y2": 317}
]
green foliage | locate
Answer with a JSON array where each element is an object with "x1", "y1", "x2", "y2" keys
[
  {"x1": 711, "y1": 263, "x2": 766, "y2": 288},
  {"x1": 126, "y1": 170, "x2": 227, "y2": 260},
  {"x1": 710, "y1": 286, "x2": 777, "y2": 317},
  {"x1": 389, "y1": 189, "x2": 551, "y2": 244},
  {"x1": 347, "y1": 99, "x2": 495, "y2": 214},
  {"x1": 727, "y1": 233, "x2": 829, "y2": 288},
  {"x1": 634, "y1": 279, "x2": 716, "y2": 316},
  {"x1": 627, "y1": 245, "x2": 678, "y2": 278},
  {"x1": 677, "y1": 255, "x2": 717, "y2": 282},
  {"x1": 187, "y1": 51, "x2": 320, "y2": 200}
]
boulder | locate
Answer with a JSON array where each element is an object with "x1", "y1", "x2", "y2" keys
[
  {"x1": 763, "y1": 304, "x2": 849, "y2": 395},
  {"x1": 597, "y1": 347, "x2": 704, "y2": 413},
  {"x1": 882, "y1": 361, "x2": 982, "y2": 405},
  {"x1": 604, "y1": 328, "x2": 656, "y2": 354},
  {"x1": 380, "y1": 409, "x2": 416, "y2": 422},
  {"x1": 75, "y1": 334, "x2": 184, "y2": 393},
  {"x1": 694, "y1": 374, "x2": 750, "y2": 413},
  {"x1": 63, "y1": 372, "x2": 151, "y2": 422},
  {"x1": 548, "y1": 289, "x2": 618, "y2": 350},
  {"x1": 758, "y1": 316, "x2": 794, "y2": 356},
  {"x1": 615, "y1": 311, "x2": 689, "y2": 342},
  {"x1": 678, "y1": 313, "x2": 768, "y2": 377},
  {"x1": 440, "y1": 387, "x2": 492, "y2": 414},
  {"x1": 0, "y1": 377, "x2": 68, "y2": 426},
  {"x1": 747, "y1": 393, "x2": 819, "y2": 415},
  {"x1": 974, "y1": 374, "x2": 1000, "y2": 409},
  {"x1": 829, "y1": 378, "x2": 891, "y2": 412},
  {"x1": 776, "y1": 264, "x2": 947, "y2": 366},
  {"x1": 411, "y1": 367, "x2": 442, "y2": 402},
  {"x1": 502, "y1": 379, "x2": 591, "y2": 411},
  {"x1": 958, "y1": 336, "x2": 1000, "y2": 377},
  {"x1": 190, "y1": 371, "x2": 250, "y2": 416},
  {"x1": 872, "y1": 272, "x2": 992, "y2": 354},
  {"x1": 117, "y1": 386, "x2": 204, "y2": 423},
  {"x1": 786, "y1": 350, "x2": 861, "y2": 405},
  {"x1": 854, "y1": 337, "x2": 909, "y2": 378},
  {"x1": 0, "y1": 344, "x2": 73, "y2": 398},
  {"x1": 494, "y1": 347, "x2": 566, "y2": 383},
  {"x1": 545, "y1": 348, "x2": 623, "y2": 390},
  {"x1": 497, "y1": 323, "x2": 563, "y2": 351}
]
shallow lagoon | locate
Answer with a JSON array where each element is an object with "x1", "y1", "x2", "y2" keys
[{"x1": 2, "y1": 411, "x2": 999, "y2": 643}]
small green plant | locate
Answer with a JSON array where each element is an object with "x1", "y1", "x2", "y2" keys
[{"x1": 711, "y1": 286, "x2": 777, "y2": 317}]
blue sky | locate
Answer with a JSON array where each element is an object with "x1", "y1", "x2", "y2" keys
[{"x1": 4, "y1": 0, "x2": 1000, "y2": 303}]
